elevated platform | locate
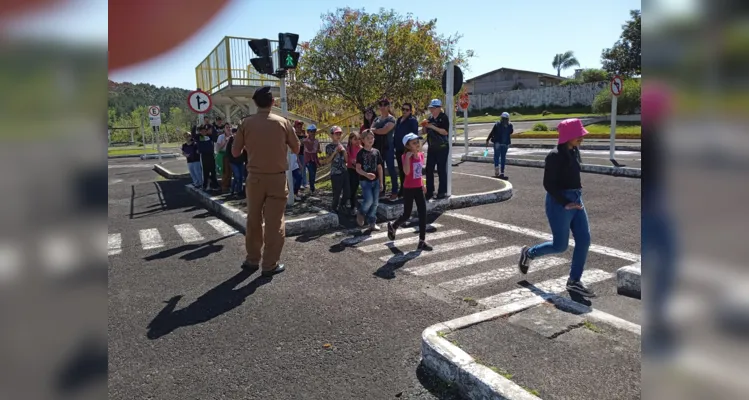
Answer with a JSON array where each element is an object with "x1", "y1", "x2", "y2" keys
[{"x1": 194, "y1": 36, "x2": 347, "y2": 128}]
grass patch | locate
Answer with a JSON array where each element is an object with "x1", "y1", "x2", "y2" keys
[
  {"x1": 583, "y1": 320, "x2": 603, "y2": 334},
  {"x1": 462, "y1": 297, "x2": 478, "y2": 306},
  {"x1": 583, "y1": 122, "x2": 641, "y2": 135},
  {"x1": 108, "y1": 148, "x2": 148, "y2": 156},
  {"x1": 523, "y1": 387, "x2": 541, "y2": 397},
  {"x1": 466, "y1": 113, "x2": 599, "y2": 124},
  {"x1": 437, "y1": 331, "x2": 447, "y2": 338}
]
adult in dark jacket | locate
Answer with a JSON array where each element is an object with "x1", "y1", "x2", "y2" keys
[
  {"x1": 196, "y1": 124, "x2": 219, "y2": 191},
  {"x1": 484, "y1": 111, "x2": 515, "y2": 179},
  {"x1": 421, "y1": 98, "x2": 450, "y2": 200},
  {"x1": 393, "y1": 102, "x2": 419, "y2": 197},
  {"x1": 226, "y1": 129, "x2": 247, "y2": 198},
  {"x1": 517, "y1": 118, "x2": 595, "y2": 298}
]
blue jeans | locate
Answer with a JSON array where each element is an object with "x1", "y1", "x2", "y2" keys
[
  {"x1": 385, "y1": 146, "x2": 399, "y2": 195},
  {"x1": 359, "y1": 179, "x2": 380, "y2": 224},
  {"x1": 187, "y1": 161, "x2": 203, "y2": 187},
  {"x1": 494, "y1": 143, "x2": 509, "y2": 172},
  {"x1": 643, "y1": 188, "x2": 677, "y2": 324},
  {"x1": 292, "y1": 169, "x2": 302, "y2": 194},
  {"x1": 300, "y1": 154, "x2": 308, "y2": 186},
  {"x1": 230, "y1": 163, "x2": 245, "y2": 194},
  {"x1": 306, "y1": 162, "x2": 317, "y2": 192},
  {"x1": 528, "y1": 190, "x2": 591, "y2": 281}
]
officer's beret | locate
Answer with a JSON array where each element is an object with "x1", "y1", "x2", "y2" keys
[{"x1": 252, "y1": 86, "x2": 272, "y2": 99}]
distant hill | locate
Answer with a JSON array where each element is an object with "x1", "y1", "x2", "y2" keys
[{"x1": 108, "y1": 80, "x2": 194, "y2": 121}]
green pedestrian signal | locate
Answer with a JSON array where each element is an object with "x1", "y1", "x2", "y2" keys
[
  {"x1": 279, "y1": 49, "x2": 300, "y2": 70},
  {"x1": 278, "y1": 33, "x2": 300, "y2": 70},
  {"x1": 285, "y1": 54, "x2": 294, "y2": 67}
]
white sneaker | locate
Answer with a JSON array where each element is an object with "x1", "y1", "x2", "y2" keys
[
  {"x1": 370, "y1": 223, "x2": 381, "y2": 231},
  {"x1": 494, "y1": 167, "x2": 500, "y2": 177}
]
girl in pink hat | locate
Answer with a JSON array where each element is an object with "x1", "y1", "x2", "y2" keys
[{"x1": 517, "y1": 118, "x2": 595, "y2": 298}]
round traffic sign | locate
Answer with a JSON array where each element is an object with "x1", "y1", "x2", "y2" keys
[
  {"x1": 459, "y1": 94, "x2": 470, "y2": 110},
  {"x1": 610, "y1": 75, "x2": 623, "y2": 97},
  {"x1": 187, "y1": 89, "x2": 213, "y2": 113},
  {"x1": 148, "y1": 105, "x2": 160, "y2": 117}
]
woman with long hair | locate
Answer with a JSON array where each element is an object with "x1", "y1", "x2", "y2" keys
[{"x1": 360, "y1": 106, "x2": 375, "y2": 132}]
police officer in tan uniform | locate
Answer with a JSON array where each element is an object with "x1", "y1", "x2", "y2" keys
[{"x1": 232, "y1": 86, "x2": 300, "y2": 277}]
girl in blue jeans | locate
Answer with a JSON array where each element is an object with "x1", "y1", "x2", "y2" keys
[
  {"x1": 355, "y1": 130, "x2": 384, "y2": 230},
  {"x1": 517, "y1": 118, "x2": 595, "y2": 298}
]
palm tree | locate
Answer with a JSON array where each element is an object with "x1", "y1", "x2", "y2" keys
[{"x1": 552, "y1": 51, "x2": 580, "y2": 77}]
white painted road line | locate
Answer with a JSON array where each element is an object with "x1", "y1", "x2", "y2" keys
[
  {"x1": 342, "y1": 224, "x2": 443, "y2": 246},
  {"x1": 445, "y1": 212, "x2": 640, "y2": 263},
  {"x1": 108, "y1": 233, "x2": 122, "y2": 256},
  {"x1": 404, "y1": 246, "x2": 522, "y2": 276},
  {"x1": 380, "y1": 236, "x2": 496, "y2": 264},
  {"x1": 174, "y1": 223, "x2": 204, "y2": 243},
  {"x1": 206, "y1": 219, "x2": 238, "y2": 237},
  {"x1": 139, "y1": 228, "x2": 164, "y2": 250},
  {"x1": 478, "y1": 269, "x2": 613, "y2": 308},
  {"x1": 438, "y1": 256, "x2": 567, "y2": 292},
  {"x1": 356, "y1": 229, "x2": 465, "y2": 253}
]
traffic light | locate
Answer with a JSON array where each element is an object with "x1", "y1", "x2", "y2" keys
[
  {"x1": 278, "y1": 33, "x2": 300, "y2": 70},
  {"x1": 248, "y1": 39, "x2": 274, "y2": 75}
]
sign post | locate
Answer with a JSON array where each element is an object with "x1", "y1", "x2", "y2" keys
[
  {"x1": 188, "y1": 89, "x2": 213, "y2": 131},
  {"x1": 459, "y1": 93, "x2": 470, "y2": 157},
  {"x1": 445, "y1": 62, "x2": 455, "y2": 197},
  {"x1": 609, "y1": 75, "x2": 623, "y2": 167},
  {"x1": 148, "y1": 105, "x2": 162, "y2": 163}
]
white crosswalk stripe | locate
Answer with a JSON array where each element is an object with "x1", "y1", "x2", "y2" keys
[
  {"x1": 380, "y1": 236, "x2": 495, "y2": 264},
  {"x1": 356, "y1": 229, "x2": 465, "y2": 253},
  {"x1": 207, "y1": 219, "x2": 238, "y2": 237},
  {"x1": 174, "y1": 223, "x2": 204, "y2": 243},
  {"x1": 403, "y1": 246, "x2": 522, "y2": 276},
  {"x1": 438, "y1": 256, "x2": 567, "y2": 292},
  {"x1": 477, "y1": 269, "x2": 613, "y2": 308},
  {"x1": 342, "y1": 224, "x2": 443, "y2": 246},
  {"x1": 108, "y1": 233, "x2": 122, "y2": 256},
  {"x1": 108, "y1": 220, "x2": 242, "y2": 256},
  {"x1": 344, "y1": 220, "x2": 627, "y2": 310},
  {"x1": 139, "y1": 228, "x2": 164, "y2": 250}
]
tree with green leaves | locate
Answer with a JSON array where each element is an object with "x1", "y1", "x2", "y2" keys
[
  {"x1": 601, "y1": 10, "x2": 641, "y2": 77},
  {"x1": 293, "y1": 7, "x2": 473, "y2": 113},
  {"x1": 552, "y1": 51, "x2": 580, "y2": 77}
]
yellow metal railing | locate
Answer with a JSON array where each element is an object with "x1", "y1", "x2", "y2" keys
[{"x1": 195, "y1": 36, "x2": 282, "y2": 94}]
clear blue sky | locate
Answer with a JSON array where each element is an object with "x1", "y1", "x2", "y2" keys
[{"x1": 109, "y1": 0, "x2": 643, "y2": 89}]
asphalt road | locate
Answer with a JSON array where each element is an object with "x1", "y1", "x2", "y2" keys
[{"x1": 108, "y1": 157, "x2": 641, "y2": 399}]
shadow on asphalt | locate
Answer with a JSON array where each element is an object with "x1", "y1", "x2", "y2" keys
[
  {"x1": 519, "y1": 280, "x2": 593, "y2": 307},
  {"x1": 129, "y1": 180, "x2": 194, "y2": 219},
  {"x1": 143, "y1": 236, "x2": 231, "y2": 261},
  {"x1": 146, "y1": 269, "x2": 273, "y2": 340},
  {"x1": 55, "y1": 335, "x2": 107, "y2": 394},
  {"x1": 414, "y1": 361, "x2": 464, "y2": 400}
]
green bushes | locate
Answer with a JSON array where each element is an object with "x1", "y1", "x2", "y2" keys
[
  {"x1": 592, "y1": 78, "x2": 641, "y2": 114},
  {"x1": 532, "y1": 122, "x2": 549, "y2": 131}
]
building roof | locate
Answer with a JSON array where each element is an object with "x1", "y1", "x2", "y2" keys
[{"x1": 465, "y1": 67, "x2": 565, "y2": 83}]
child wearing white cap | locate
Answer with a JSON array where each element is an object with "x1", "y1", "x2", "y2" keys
[{"x1": 387, "y1": 133, "x2": 432, "y2": 251}]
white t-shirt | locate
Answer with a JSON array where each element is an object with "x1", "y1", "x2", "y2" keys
[
  {"x1": 215, "y1": 134, "x2": 226, "y2": 153},
  {"x1": 289, "y1": 153, "x2": 299, "y2": 171}
]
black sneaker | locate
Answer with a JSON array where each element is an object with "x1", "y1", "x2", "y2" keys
[
  {"x1": 387, "y1": 222, "x2": 397, "y2": 241},
  {"x1": 518, "y1": 246, "x2": 531, "y2": 274},
  {"x1": 417, "y1": 241, "x2": 433, "y2": 251},
  {"x1": 566, "y1": 280, "x2": 596, "y2": 297}
]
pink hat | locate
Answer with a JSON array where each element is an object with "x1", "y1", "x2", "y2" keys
[
  {"x1": 641, "y1": 82, "x2": 671, "y2": 128},
  {"x1": 557, "y1": 118, "x2": 588, "y2": 144}
]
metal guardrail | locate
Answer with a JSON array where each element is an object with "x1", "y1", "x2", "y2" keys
[{"x1": 195, "y1": 36, "x2": 282, "y2": 95}]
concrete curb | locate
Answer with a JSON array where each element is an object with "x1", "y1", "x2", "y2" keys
[
  {"x1": 153, "y1": 164, "x2": 190, "y2": 179},
  {"x1": 108, "y1": 153, "x2": 179, "y2": 160},
  {"x1": 376, "y1": 173, "x2": 513, "y2": 220},
  {"x1": 184, "y1": 184, "x2": 339, "y2": 236},
  {"x1": 450, "y1": 142, "x2": 641, "y2": 152},
  {"x1": 617, "y1": 263, "x2": 641, "y2": 298},
  {"x1": 421, "y1": 284, "x2": 642, "y2": 400},
  {"x1": 461, "y1": 154, "x2": 641, "y2": 178}
]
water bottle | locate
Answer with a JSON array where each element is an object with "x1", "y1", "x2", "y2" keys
[{"x1": 483, "y1": 148, "x2": 489, "y2": 157}]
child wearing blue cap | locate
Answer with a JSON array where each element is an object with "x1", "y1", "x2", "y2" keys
[{"x1": 387, "y1": 133, "x2": 432, "y2": 250}]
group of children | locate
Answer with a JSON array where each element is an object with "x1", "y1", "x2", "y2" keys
[
  {"x1": 291, "y1": 123, "x2": 433, "y2": 250},
  {"x1": 182, "y1": 122, "x2": 247, "y2": 198}
]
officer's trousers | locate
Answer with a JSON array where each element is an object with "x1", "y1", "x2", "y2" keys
[{"x1": 245, "y1": 172, "x2": 288, "y2": 270}]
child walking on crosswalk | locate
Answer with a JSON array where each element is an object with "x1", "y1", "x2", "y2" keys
[
  {"x1": 387, "y1": 133, "x2": 432, "y2": 251},
  {"x1": 517, "y1": 118, "x2": 595, "y2": 298}
]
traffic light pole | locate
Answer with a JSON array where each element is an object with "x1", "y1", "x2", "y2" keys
[{"x1": 280, "y1": 75, "x2": 294, "y2": 206}]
